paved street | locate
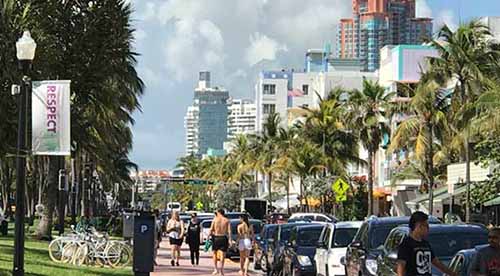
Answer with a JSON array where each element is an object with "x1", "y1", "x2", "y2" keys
[{"x1": 152, "y1": 241, "x2": 260, "y2": 276}]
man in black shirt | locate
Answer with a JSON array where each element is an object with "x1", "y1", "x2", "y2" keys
[{"x1": 397, "y1": 211, "x2": 457, "y2": 276}]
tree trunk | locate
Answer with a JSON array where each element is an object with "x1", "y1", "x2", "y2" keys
[
  {"x1": 286, "y1": 175, "x2": 290, "y2": 215},
  {"x1": 367, "y1": 150, "x2": 374, "y2": 216},
  {"x1": 465, "y1": 135, "x2": 471, "y2": 223},
  {"x1": 426, "y1": 122, "x2": 434, "y2": 216},
  {"x1": 267, "y1": 172, "x2": 273, "y2": 211},
  {"x1": 299, "y1": 176, "x2": 304, "y2": 212},
  {"x1": 35, "y1": 156, "x2": 59, "y2": 239}
]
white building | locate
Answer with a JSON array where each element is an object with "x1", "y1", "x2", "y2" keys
[
  {"x1": 184, "y1": 105, "x2": 199, "y2": 156},
  {"x1": 254, "y1": 70, "x2": 290, "y2": 133},
  {"x1": 227, "y1": 99, "x2": 256, "y2": 140},
  {"x1": 253, "y1": 61, "x2": 378, "y2": 202},
  {"x1": 132, "y1": 170, "x2": 170, "y2": 193},
  {"x1": 480, "y1": 16, "x2": 500, "y2": 42}
]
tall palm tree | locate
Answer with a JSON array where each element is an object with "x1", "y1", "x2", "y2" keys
[
  {"x1": 389, "y1": 80, "x2": 450, "y2": 213},
  {"x1": 256, "y1": 113, "x2": 281, "y2": 210},
  {"x1": 229, "y1": 135, "x2": 254, "y2": 199},
  {"x1": 428, "y1": 20, "x2": 500, "y2": 221},
  {"x1": 349, "y1": 79, "x2": 393, "y2": 216}
]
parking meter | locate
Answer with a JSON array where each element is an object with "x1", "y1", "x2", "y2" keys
[{"x1": 133, "y1": 212, "x2": 155, "y2": 276}]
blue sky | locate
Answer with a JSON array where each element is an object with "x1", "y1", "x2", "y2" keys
[{"x1": 126, "y1": 0, "x2": 500, "y2": 170}]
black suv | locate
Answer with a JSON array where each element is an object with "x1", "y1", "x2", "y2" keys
[
  {"x1": 266, "y1": 222, "x2": 312, "y2": 276},
  {"x1": 282, "y1": 224, "x2": 325, "y2": 276},
  {"x1": 377, "y1": 224, "x2": 488, "y2": 276},
  {"x1": 345, "y1": 216, "x2": 441, "y2": 276}
]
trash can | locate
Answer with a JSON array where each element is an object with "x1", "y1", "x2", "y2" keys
[
  {"x1": 0, "y1": 220, "x2": 7, "y2": 236},
  {"x1": 123, "y1": 212, "x2": 134, "y2": 239},
  {"x1": 133, "y1": 212, "x2": 155, "y2": 276}
]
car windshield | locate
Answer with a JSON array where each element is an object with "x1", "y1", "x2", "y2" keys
[
  {"x1": 280, "y1": 227, "x2": 294, "y2": 242},
  {"x1": 370, "y1": 226, "x2": 397, "y2": 249},
  {"x1": 428, "y1": 233, "x2": 487, "y2": 258},
  {"x1": 265, "y1": 226, "x2": 278, "y2": 238},
  {"x1": 201, "y1": 220, "x2": 212, "y2": 228},
  {"x1": 251, "y1": 222, "x2": 262, "y2": 234},
  {"x1": 297, "y1": 228, "x2": 323, "y2": 246},
  {"x1": 332, "y1": 228, "x2": 358, "y2": 248}
]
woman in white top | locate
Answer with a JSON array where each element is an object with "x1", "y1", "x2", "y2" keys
[
  {"x1": 237, "y1": 214, "x2": 253, "y2": 276},
  {"x1": 166, "y1": 211, "x2": 184, "y2": 266}
]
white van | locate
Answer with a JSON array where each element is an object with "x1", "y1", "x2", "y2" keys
[
  {"x1": 315, "y1": 221, "x2": 362, "y2": 276},
  {"x1": 166, "y1": 202, "x2": 182, "y2": 212}
]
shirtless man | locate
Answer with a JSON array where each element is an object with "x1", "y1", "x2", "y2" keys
[{"x1": 209, "y1": 209, "x2": 232, "y2": 276}]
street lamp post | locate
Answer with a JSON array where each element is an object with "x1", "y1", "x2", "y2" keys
[{"x1": 13, "y1": 30, "x2": 36, "y2": 276}]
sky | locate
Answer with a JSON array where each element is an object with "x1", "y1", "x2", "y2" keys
[{"x1": 125, "y1": 0, "x2": 500, "y2": 170}]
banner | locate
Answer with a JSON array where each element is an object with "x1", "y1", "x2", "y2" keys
[{"x1": 32, "y1": 80, "x2": 71, "y2": 156}]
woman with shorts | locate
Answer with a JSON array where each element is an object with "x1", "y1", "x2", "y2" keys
[
  {"x1": 237, "y1": 214, "x2": 254, "y2": 276},
  {"x1": 166, "y1": 211, "x2": 184, "y2": 266}
]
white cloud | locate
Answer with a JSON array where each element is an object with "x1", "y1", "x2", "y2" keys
[
  {"x1": 139, "y1": 67, "x2": 161, "y2": 86},
  {"x1": 416, "y1": 0, "x2": 432, "y2": 18},
  {"x1": 137, "y1": 2, "x2": 157, "y2": 21},
  {"x1": 245, "y1": 33, "x2": 288, "y2": 66},
  {"x1": 435, "y1": 9, "x2": 458, "y2": 31},
  {"x1": 163, "y1": 19, "x2": 225, "y2": 81}
]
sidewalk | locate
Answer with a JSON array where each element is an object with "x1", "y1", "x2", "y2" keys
[{"x1": 152, "y1": 241, "x2": 259, "y2": 276}]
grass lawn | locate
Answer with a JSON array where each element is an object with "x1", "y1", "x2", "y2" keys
[{"x1": 0, "y1": 224, "x2": 132, "y2": 276}]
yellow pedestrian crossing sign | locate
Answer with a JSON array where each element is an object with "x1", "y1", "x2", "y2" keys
[{"x1": 332, "y1": 178, "x2": 349, "y2": 202}]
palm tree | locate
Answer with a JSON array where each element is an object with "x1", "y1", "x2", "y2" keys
[
  {"x1": 229, "y1": 135, "x2": 254, "y2": 199},
  {"x1": 389, "y1": 80, "x2": 450, "y2": 213},
  {"x1": 256, "y1": 113, "x2": 281, "y2": 210},
  {"x1": 428, "y1": 20, "x2": 500, "y2": 221},
  {"x1": 349, "y1": 79, "x2": 393, "y2": 216}
]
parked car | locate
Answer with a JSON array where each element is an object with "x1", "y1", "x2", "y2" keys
[
  {"x1": 266, "y1": 222, "x2": 316, "y2": 276},
  {"x1": 266, "y1": 213, "x2": 290, "y2": 224},
  {"x1": 447, "y1": 244, "x2": 488, "y2": 276},
  {"x1": 376, "y1": 224, "x2": 488, "y2": 276},
  {"x1": 225, "y1": 212, "x2": 252, "y2": 220},
  {"x1": 345, "y1": 216, "x2": 441, "y2": 276},
  {"x1": 227, "y1": 219, "x2": 264, "y2": 259},
  {"x1": 254, "y1": 224, "x2": 278, "y2": 271},
  {"x1": 200, "y1": 219, "x2": 213, "y2": 243},
  {"x1": 315, "y1": 221, "x2": 362, "y2": 276},
  {"x1": 282, "y1": 224, "x2": 325, "y2": 276},
  {"x1": 289, "y1": 213, "x2": 337, "y2": 223}
]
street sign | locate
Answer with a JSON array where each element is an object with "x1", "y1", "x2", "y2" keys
[{"x1": 332, "y1": 178, "x2": 349, "y2": 202}]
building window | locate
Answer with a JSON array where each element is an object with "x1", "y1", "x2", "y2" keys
[
  {"x1": 263, "y1": 104, "x2": 276, "y2": 114},
  {"x1": 263, "y1": 84, "x2": 276, "y2": 95},
  {"x1": 302, "y1": 84, "x2": 309, "y2": 95}
]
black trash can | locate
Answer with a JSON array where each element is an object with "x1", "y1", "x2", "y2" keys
[{"x1": 1, "y1": 220, "x2": 8, "y2": 236}]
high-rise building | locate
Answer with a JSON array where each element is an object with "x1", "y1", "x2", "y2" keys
[
  {"x1": 480, "y1": 17, "x2": 500, "y2": 42},
  {"x1": 227, "y1": 99, "x2": 256, "y2": 140},
  {"x1": 337, "y1": 0, "x2": 432, "y2": 72},
  {"x1": 184, "y1": 72, "x2": 229, "y2": 156}
]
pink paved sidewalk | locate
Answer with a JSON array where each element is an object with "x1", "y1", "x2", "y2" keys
[{"x1": 152, "y1": 241, "x2": 257, "y2": 276}]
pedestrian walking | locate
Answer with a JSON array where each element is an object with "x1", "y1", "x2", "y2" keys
[
  {"x1": 166, "y1": 210, "x2": 184, "y2": 266},
  {"x1": 237, "y1": 214, "x2": 253, "y2": 276},
  {"x1": 397, "y1": 211, "x2": 457, "y2": 276},
  {"x1": 209, "y1": 209, "x2": 232, "y2": 276},
  {"x1": 186, "y1": 213, "x2": 201, "y2": 266},
  {"x1": 471, "y1": 227, "x2": 500, "y2": 276}
]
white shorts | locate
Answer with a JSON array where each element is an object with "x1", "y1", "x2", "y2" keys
[{"x1": 238, "y1": 238, "x2": 252, "y2": 251}]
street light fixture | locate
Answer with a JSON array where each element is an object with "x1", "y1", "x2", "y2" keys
[{"x1": 13, "y1": 30, "x2": 36, "y2": 276}]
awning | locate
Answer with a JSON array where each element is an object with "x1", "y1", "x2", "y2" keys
[
  {"x1": 274, "y1": 196, "x2": 300, "y2": 210},
  {"x1": 484, "y1": 196, "x2": 500, "y2": 207},
  {"x1": 406, "y1": 186, "x2": 449, "y2": 206}
]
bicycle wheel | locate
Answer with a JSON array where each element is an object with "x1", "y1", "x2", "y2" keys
[
  {"x1": 105, "y1": 242, "x2": 122, "y2": 267},
  {"x1": 48, "y1": 238, "x2": 66, "y2": 263},
  {"x1": 61, "y1": 242, "x2": 79, "y2": 264},
  {"x1": 107, "y1": 242, "x2": 132, "y2": 268},
  {"x1": 73, "y1": 243, "x2": 88, "y2": 266}
]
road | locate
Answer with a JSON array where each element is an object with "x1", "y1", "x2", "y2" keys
[{"x1": 152, "y1": 241, "x2": 261, "y2": 276}]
